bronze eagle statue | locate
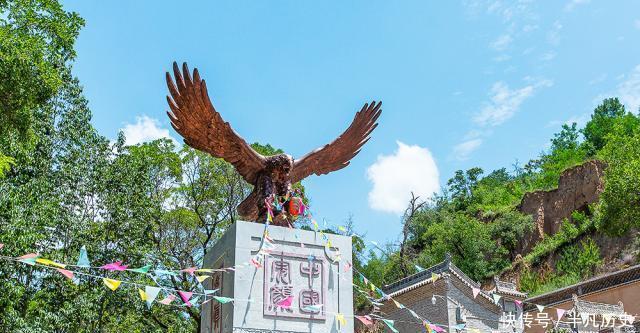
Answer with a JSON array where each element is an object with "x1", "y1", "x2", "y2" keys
[{"x1": 166, "y1": 62, "x2": 381, "y2": 225}]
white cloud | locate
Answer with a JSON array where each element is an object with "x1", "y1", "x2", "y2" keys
[
  {"x1": 121, "y1": 115, "x2": 176, "y2": 146},
  {"x1": 565, "y1": 0, "x2": 590, "y2": 11},
  {"x1": 367, "y1": 141, "x2": 440, "y2": 215},
  {"x1": 494, "y1": 54, "x2": 511, "y2": 62},
  {"x1": 540, "y1": 51, "x2": 556, "y2": 62},
  {"x1": 452, "y1": 138, "x2": 483, "y2": 161},
  {"x1": 491, "y1": 34, "x2": 513, "y2": 51},
  {"x1": 547, "y1": 21, "x2": 563, "y2": 45},
  {"x1": 473, "y1": 79, "x2": 552, "y2": 127},
  {"x1": 617, "y1": 65, "x2": 640, "y2": 113}
]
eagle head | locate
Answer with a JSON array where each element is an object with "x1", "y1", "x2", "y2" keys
[{"x1": 265, "y1": 154, "x2": 293, "y2": 183}]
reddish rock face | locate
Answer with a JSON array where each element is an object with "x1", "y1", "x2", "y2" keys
[{"x1": 516, "y1": 160, "x2": 606, "y2": 254}]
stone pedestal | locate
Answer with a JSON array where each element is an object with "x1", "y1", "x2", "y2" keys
[{"x1": 201, "y1": 221, "x2": 354, "y2": 333}]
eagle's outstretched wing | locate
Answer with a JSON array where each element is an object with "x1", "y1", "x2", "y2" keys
[
  {"x1": 290, "y1": 101, "x2": 382, "y2": 183},
  {"x1": 166, "y1": 62, "x2": 266, "y2": 184}
]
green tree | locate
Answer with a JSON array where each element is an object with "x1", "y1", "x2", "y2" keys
[
  {"x1": 599, "y1": 122, "x2": 640, "y2": 235},
  {"x1": 0, "y1": 0, "x2": 83, "y2": 176},
  {"x1": 446, "y1": 167, "x2": 483, "y2": 210},
  {"x1": 582, "y1": 98, "x2": 639, "y2": 155}
]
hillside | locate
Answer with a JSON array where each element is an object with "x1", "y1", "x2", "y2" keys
[{"x1": 356, "y1": 97, "x2": 640, "y2": 300}]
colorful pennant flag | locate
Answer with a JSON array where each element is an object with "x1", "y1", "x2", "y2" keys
[
  {"x1": 101, "y1": 261, "x2": 127, "y2": 271},
  {"x1": 213, "y1": 296, "x2": 234, "y2": 304},
  {"x1": 181, "y1": 267, "x2": 197, "y2": 276},
  {"x1": 302, "y1": 304, "x2": 323, "y2": 312},
  {"x1": 382, "y1": 319, "x2": 399, "y2": 333},
  {"x1": 196, "y1": 268, "x2": 215, "y2": 274},
  {"x1": 17, "y1": 253, "x2": 38, "y2": 265},
  {"x1": 250, "y1": 257, "x2": 263, "y2": 269},
  {"x1": 204, "y1": 289, "x2": 219, "y2": 295},
  {"x1": 276, "y1": 296, "x2": 293, "y2": 308},
  {"x1": 415, "y1": 264, "x2": 425, "y2": 272},
  {"x1": 514, "y1": 300, "x2": 523, "y2": 308},
  {"x1": 178, "y1": 291, "x2": 193, "y2": 307},
  {"x1": 138, "y1": 289, "x2": 147, "y2": 301},
  {"x1": 335, "y1": 313, "x2": 346, "y2": 328},
  {"x1": 431, "y1": 272, "x2": 440, "y2": 282},
  {"x1": 145, "y1": 286, "x2": 161, "y2": 308},
  {"x1": 196, "y1": 275, "x2": 210, "y2": 283},
  {"x1": 344, "y1": 261, "x2": 352, "y2": 272},
  {"x1": 159, "y1": 294, "x2": 176, "y2": 305},
  {"x1": 492, "y1": 294, "x2": 502, "y2": 304},
  {"x1": 430, "y1": 324, "x2": 445, "y2": 333},
  {"x1": 453, "y1": 324, "x2": 466, "y2": 330},
  {"x1": 103, "y1": 278, "x2": 121, "y2": 291},
  {"x1": 472, "y1": 287, "x2": 481, "y2": 299},
  {"x1": 536, "y1": 304, "x2": 545, "y2": 312},
  {"x1": 355, "y1": 315, "x2": 373, "y2": 327},
  {"x1": 35, "y1": 258, "x2": 66, "y2": 268},
  {"x1": 56, "y1": 268, "x2": 74, "y2": 280},
  {"x1": 556, "y1": 308, "x2": 566, "y2": 321},
  {"x1": 393, "y1": 299, "x2": 404, "y2": 309},
  {"x1": 77, "y1": 245, "x2": 90, "y2": 267},
  {"x1": 128, "y1": 264, "x2": 151, "y2": 274}
]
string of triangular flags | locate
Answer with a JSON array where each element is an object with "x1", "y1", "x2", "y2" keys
[{"x1": 2, "y1": 208, "x2": 636, "y2": 333}]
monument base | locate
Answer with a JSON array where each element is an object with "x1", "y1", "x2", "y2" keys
[{"x1": 201, "y1": 221, "x2": 354, "y2": 333}]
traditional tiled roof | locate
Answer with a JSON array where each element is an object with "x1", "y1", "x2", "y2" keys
[
  {"x1": 525, "y1": 264, "x2": 640, "y2": 309},
  {"x1": 492, "y1": 276, "x2": 527, "y2": 298},
  {"x1": 572, "y1": 294, "x2": 624, "y2": 316},
  {"x1": 383, "y1": 258, "x2": 450, "y2": 296},
  {"x1": 382, "y1": 253, "x2": 495, "y2": 304}
]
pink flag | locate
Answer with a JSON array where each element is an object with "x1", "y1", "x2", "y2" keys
[
  {"x1": 344, "y1": 262, "x2": 352, "y2": 273},
  {"x1": 0, "y1": 243, "x2": 3, "y2": 250},
  {"x1": 355, "y1": 315, "x2": 373, "y2": 327},
  {"x1": 159, "y1": 294, "x2": 176, "y2": 305},
  {"x1": 276, "y1": 296, "x2": 293, "y2": 308},
  {"x1": 556, "y1": 308, "x2": 566, "y2": 321},
  {"x1": 250, "y1": 258, "x2": 263, "y2": 269},
  {"x1": 101, "y1": 261, "x2": 128, "y2": 271},
  {"x1": 181, "y1": 267, "x2": 197, "y2": 276},
  {"x1": 430, "y1": 324, "x2": 445, "y2": 332},
  {"x1": 18, "y1": 253, "x2": 38, "y2": 260},
  {"x1": 56, "y1": 268, "x2": 74, "y2": 280},
  {"x1": 515, "y1": 300, "x2": 523, "y2": 307},
  {"x1": 178, "y1": 291, "x2": 193, "y2": 307},
  {"x1": 472, "y1": 287, "x2": 480, "y2": 299}
]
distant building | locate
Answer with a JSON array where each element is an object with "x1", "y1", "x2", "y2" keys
[
  {"x1": 380, "y1": 254, "x2": 526, "y2": 333},
  {"x1": 524, "y1": 264, "x2": 640, "y2": 333}
]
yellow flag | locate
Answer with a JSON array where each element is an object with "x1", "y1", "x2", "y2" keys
[
  {"x1": 335, "y1": 313, "x2": 346, "y2": 327},
  {"x1": 393, "y1": 299, "x2": 402, "y2": 309},
  {"x1": 326, "y1": 240, "x2": 332, "y2": 248},
  {"x1": 103, "y1": 278, "x2": 121, "y2": 291},
  {"x1": 431, "y1": 272, "x2": 440, "y2": 282},
  {"x1": 196, "y1": 275, "x2": 210, "y2": 283},
  {"x1": 370, "y1": 282, "x2": 375, "y2": 291},
  {"x1": 36, "y1": 258, "x2": 66, "y2": 268},
  {"x1": 196, "y1": 268, "x2": 214, "y2": 274},
  {"x1": 138, "y1": 288, "x2": 147, "y2": 301}
]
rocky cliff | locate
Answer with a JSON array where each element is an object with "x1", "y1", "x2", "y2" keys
[{"x1": 516, "y1": 160, "x2": 606, "y2": 254}]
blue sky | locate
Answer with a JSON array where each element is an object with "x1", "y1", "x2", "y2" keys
[{"x1": 62, "y1": 0, "x2": 640, "y2": 246}]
